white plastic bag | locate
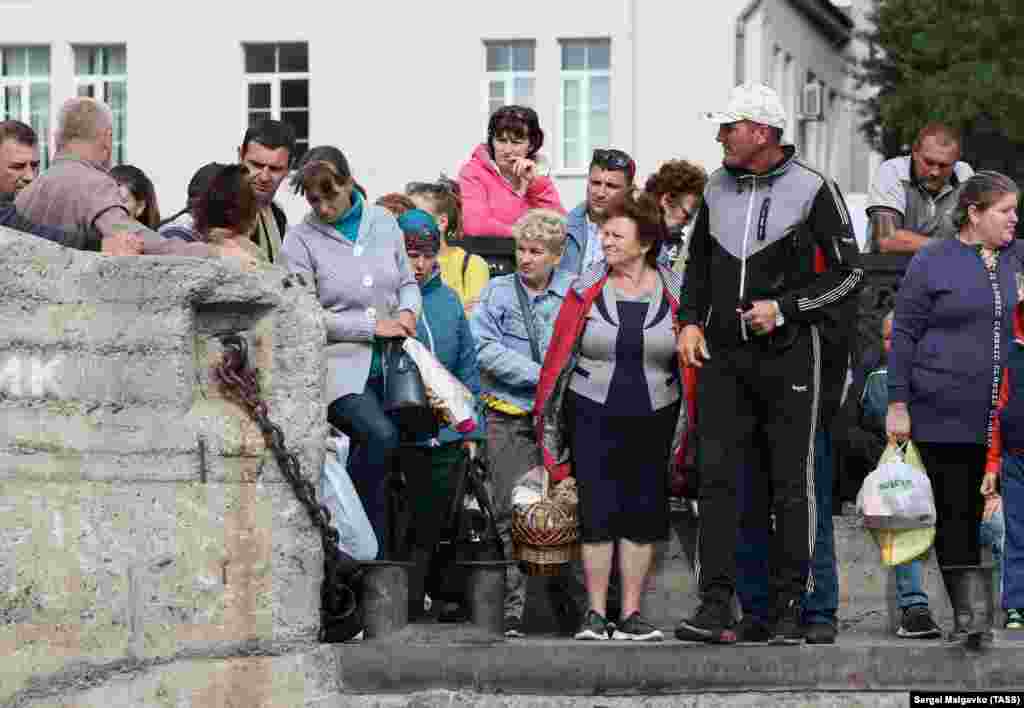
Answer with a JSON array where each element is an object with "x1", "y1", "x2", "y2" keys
[
  {"x1": 856, "y1": 440, "x2": 936, "y2": 530},
  {"x1": 512, "y1": 466, "x2": 546, "y2": 509},
  {"x1": 319, "y1": 435, "x2": 378, "y2": 561},
  {"x1": 401, "y1": 338, "x2": 477, "y2": 433}
]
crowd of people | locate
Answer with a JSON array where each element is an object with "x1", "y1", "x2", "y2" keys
[{"x1": 2, "y1": 82, "x2": 1021, "y2": 645}]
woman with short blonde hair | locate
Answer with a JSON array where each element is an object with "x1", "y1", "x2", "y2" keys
[
  {"x1": 469, "y1": 208, "x2": 574, "y2": 637},
  {"x1": 511, "y1": 208, "x2": 567, "y2": 253}
]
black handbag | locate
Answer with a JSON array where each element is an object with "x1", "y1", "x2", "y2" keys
[
  {"x1": 380, "y1": 337, "x2": 437, "y2": 439},
  {"x1": 433, "y1": 453, "x2": 504, "y2": 603}
]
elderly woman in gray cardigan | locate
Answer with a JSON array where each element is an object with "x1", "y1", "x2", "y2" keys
[{"x1": 281, "y1": 146, "x2": 420, "y2": 558}]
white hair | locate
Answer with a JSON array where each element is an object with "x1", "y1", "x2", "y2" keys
[{"x1": 55, "y1": 97, "x2": 113, "y2": 151}]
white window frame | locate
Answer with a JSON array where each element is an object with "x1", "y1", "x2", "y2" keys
[
  {"x1": 242, "y1": 43, "x2": 310, "y2": 163},
  {"x1": 483, "y1": 40, "x2": 536, "y2": 114},
  {"x1": 0, "y1": 46, "x2": 50, "y2": 169},
  {"x1": 557, "y1": 40, "x2": 611, "y2": 174},
  {"x1": 73, "y1": 45, "x2": 127, "y2": 165}
]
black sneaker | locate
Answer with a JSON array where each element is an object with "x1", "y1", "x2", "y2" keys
[
  {"x1": 896, "y1": 606, "x2": 942, "y2": 639},
  {"x1": 437, "y1": 601, "x2": 469, "y2": 623},
  {"x1": 675, "y1": 593, "x2": 737, "y2": 644},
  {"x1": 804, "y1": 621, "x2": 837, "y2": 645},
  {"x1": 612, "y1": 612, "x2": 664, "y2": 641},
  {"x1": 574, "y1": 609, "x2": 613, "y2": 641},
  {"x1": 772, "y1": 597, "x2": 804, "y2": 645},
  {"x1": 735, "y1": 615, "x2": 773, "y2": 644},
  {"x1": 504, "y1": 616, "x2": 525, "y2": 639}
]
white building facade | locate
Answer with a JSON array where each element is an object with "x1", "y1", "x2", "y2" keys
[
  {"x1": 736, "y1": 0, "x2": 881, "y2": 215},
  {"x1": 0, "y1": 0, "x2": 877, "y2": 227}
]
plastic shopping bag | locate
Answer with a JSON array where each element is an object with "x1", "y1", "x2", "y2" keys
[
  {"x1": 856, "y1": 440, "x2": 937, "y2": 529},
  {"x1": 319, "y1": 435, "x2": 378, "y2": 561},
  {"x1": 869, "y1": 527, "x2": 935, "y2": 567},
  {"x1": 401, "y1": 338, "x2": 477, "y2": 434}
]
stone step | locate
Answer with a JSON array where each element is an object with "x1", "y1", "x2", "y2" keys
[{"x1": 336, "y1": 625, "x2": 1024, "y2": 696}]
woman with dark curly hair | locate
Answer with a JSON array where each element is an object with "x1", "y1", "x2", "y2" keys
[
  {"x1": 643, "y1": 160, "x2": 707, "y2": 271},
  {"x1": 458, "y1": 105, "x2": 564, "y2": 237},
  {"x1": 536, "y1": 188, "x2": 690, "y2": 642},
  {"x1": 191, "y1": 164, "x2": 265, "y2": 263}
]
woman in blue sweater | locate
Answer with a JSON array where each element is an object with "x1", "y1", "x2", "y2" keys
[
  {"x1": 887, "y1": 171, "x2": 1021, "y2": 639},
  {"x1": 395, "y1": 209, "x2": 484, "y2": 621}
]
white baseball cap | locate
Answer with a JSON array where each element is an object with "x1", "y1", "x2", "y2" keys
[{"x1": 701, "y1": 83, "x2": 787, "y2": 130}]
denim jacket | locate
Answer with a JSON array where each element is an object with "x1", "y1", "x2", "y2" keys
[
  {"x1": 469, "y1": 268, "x2": 575, "y2": 412},
  {"x1": 557, "y1": 203, "x2": 590, "y2": 276}
]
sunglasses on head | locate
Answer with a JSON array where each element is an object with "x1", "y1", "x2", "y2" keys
[
  {"x1": 493, "y1": 105, "x2": 534, "y2": 121},
  {"x1": 591, "y1": 148, "x2": 635, "y2": 176},
  {"x1": 405, "y1": 177, "x2": 460, "y2": 197}
]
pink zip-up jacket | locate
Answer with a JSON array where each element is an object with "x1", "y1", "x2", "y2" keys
[{"x1": 458, "y1": 143, "x2": 565, "y2": 237}]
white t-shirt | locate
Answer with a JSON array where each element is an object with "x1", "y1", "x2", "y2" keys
[{"x1": 581, "y1": 215, "x2": 604, "y2": 272}]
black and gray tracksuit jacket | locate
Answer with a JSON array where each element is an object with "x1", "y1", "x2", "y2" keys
[
  {"x1": 679, "y1": 147, "x2": 863, "y2": 422},
  {"x1": 679, "y1": 147, "x2": 862, "y2": 348}
]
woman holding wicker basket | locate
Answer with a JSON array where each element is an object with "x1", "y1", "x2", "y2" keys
[
  {"x1": 536, "y1": 188, "x2": 691, "y2": 642},
  {"x1": 469, "y1": 208, "x2": 578, "y2": 638}
]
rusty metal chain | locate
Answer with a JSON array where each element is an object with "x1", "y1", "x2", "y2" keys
[{"x1": 214, "y1": 334, "x2": 361, "y2": 643}]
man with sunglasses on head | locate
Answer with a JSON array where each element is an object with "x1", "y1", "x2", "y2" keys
[
  {"x1": 559, "y1": 148, "x2": 636, "y2": 275},
  {"x1": 674, "y1": 83, "x2": 862, "y2": 646}
]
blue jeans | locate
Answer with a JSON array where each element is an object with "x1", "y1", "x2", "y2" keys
[
  {"x1": 894, "y1": 560, "x2": 928, "y2": 610},
  {"x1": 999, "y1": 454, "x2": 1023, "y2": 609},
  {"x1": 736, "y1": 429, "x2": 838, "y2": 625},
  {"x1": 327, "y1": 376, "x2": 400, "y2": 559}
]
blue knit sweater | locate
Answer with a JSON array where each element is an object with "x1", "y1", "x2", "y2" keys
[
  {"x1": 889, "y1": 238, "x2": 1023, "y2": 444},
  {"x1": 414, "y1": 269, "x2": 484, "y2": 445}
]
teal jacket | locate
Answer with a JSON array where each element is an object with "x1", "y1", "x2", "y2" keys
[{"x1": 415, "y1": 269, "x2": 484, "y2": 445}]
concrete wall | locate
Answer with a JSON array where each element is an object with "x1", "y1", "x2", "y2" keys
[{"x1": 0, "y1": 227, "x2": 332, "y2": 706}]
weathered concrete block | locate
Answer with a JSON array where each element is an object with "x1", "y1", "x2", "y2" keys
[
  {"x1": 7, "y1": 642, "x2": 342, "y2": 708},
  {"x1": 0, "y1": 228, "x2": 329, "y2": 706}
]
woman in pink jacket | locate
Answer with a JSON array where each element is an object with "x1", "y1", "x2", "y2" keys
[{"x1": 458, "y1": 105, "x2": 565, "y2": 237}]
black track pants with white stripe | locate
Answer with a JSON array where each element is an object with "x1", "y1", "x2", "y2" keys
[{"x1": 694, "y1": 324, "x2": 820, "y2": 602}]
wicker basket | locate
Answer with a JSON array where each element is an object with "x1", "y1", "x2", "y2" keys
[{"x1": 512, "y1": 468, "x2": 580, "y2": 576}]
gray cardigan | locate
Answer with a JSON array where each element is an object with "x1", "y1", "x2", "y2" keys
[{"x1": 281, "y1": 204, "x2": 421, "y2": 403}]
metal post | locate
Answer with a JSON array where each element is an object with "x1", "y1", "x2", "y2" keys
[
  {"x1": 459, "y1": 560, "x2": 516, "y2": 638},
  {"x1": 360, "y1": 560, "x2": 415, "y2": 639}
]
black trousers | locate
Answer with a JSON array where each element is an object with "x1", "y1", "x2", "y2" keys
[
  {"x1": 914, "y1": 442, "x2": 986, "y2": 568},
  {"x1": 696, "y1": 326, "x2": 821, "y2": 601}
]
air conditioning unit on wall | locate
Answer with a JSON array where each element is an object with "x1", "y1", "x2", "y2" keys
[{"x1": 801, "y1": 83, "x2": 824, "y2": 121}]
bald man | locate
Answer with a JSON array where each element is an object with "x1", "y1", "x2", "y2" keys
[{"x1": 17, "y1": 97, "x2": 248, "y2": 261}]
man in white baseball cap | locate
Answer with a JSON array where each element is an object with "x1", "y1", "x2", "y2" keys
[
  {"x1": 674, "y1": 82, "x2": 862, "y2": 647},
  {"x1": 701, "y1": 82, "x2": 788, "y2": 171}
]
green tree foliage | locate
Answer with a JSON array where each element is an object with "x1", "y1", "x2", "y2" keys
[{"x1": 858, "y1": 0, "x2": 1024, "y2": 160}]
